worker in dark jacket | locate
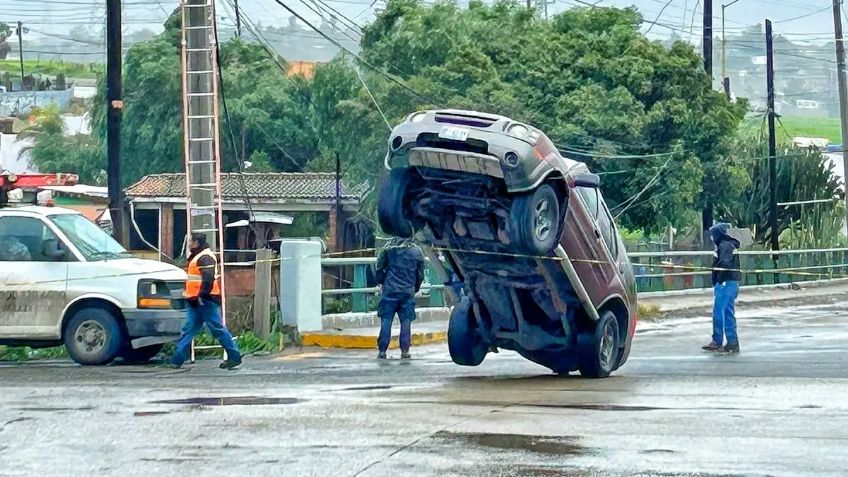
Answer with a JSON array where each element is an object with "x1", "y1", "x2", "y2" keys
[
  {"x1": 375, "y1": 237, "x2": 425, "y2": 359},
  {"x1": 703, "y1": 223, "x2": 742, "y2": 353},
  {"x1": 172, "y1": 233, "x2": 242, "y2": 369}
]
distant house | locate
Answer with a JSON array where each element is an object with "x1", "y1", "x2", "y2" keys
[{"x1": 124, "y1": 172, "x2": 370, "y2": 259}]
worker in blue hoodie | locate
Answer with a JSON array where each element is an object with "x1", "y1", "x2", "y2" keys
[
  {"x1": 375, "y1": 237, "x2": 425, "y2": 360},
  {"x1": 703, "y1": 223, "x2": 742, "y2": 353}
]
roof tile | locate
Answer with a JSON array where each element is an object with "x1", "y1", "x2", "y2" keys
[{"x1": 124, "y1": 173, "x2": 368, "y2": 202}]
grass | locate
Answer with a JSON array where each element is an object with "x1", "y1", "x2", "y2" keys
[
  {"x1": 776, "y1": 116, "x2": 842, "y2": 144},
  {"x1": 741, "y1": 115, "x2": 843, "y2": 145},
  {"x1": 0, "y1": 59, "x2": 100, "y2": 81},
  {"x1": 0, "y1": 345, "x2": 68, "y2": 362},
  {"x1": 637, "y1": 302, "x2": 663, "y2": 320}
]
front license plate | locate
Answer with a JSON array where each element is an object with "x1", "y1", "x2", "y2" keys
[{"x1": 438, "y1": 126, "x2": 470, "y2": 142}]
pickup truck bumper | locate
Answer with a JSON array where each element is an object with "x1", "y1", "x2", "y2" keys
[{"x1": 123, "y1": 309, "x2": 185, "y2": 337}]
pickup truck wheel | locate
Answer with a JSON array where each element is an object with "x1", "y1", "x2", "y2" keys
[
  {"x1": 378, "y1": 168, "x2": 422, "y2": 238},
  {"x1": 64, "y1": 308, "x2": 124, "y2": 366},
  {"x1": 120, "y1": 344, "x2": 164, "y2": 364},
  {"x1": 508, "y1": 184, "x2": 560, "y2": 256},
  {"x1": 577, "y1": 311, "x2": 620, "y2": 378},
  {"x1": 448, "y1": 298, "x2": 488, "y2": 366}
]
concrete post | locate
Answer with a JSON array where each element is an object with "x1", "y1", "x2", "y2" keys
[{"x1": 279, "y1": 240, "x2": 323, "y2": 332}]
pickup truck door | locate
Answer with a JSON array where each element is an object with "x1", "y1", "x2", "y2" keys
[{"x1": 0, "y1": 215, "x2": 69, "y2": 340}]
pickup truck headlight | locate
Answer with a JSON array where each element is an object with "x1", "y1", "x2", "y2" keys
[{"x1": 137, "y1": 279, "x2": 171, "y2": 309}]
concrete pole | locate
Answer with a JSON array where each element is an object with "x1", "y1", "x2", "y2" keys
[{"x1": 832, "y1": 0, "x2": 848, "y2": 232}]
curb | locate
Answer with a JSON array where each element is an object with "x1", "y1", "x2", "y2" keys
[{"x1": 301, "y1": 331, "x2": 447, "y2": 349}]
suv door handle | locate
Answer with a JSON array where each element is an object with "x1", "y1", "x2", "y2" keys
[{"x1": 594, "y1": 229, "x2": 601, "y2": 239}]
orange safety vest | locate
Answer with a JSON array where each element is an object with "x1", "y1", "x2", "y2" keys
[{"x1": 184, "y1": 249, "x2": 221, "y2": 298}]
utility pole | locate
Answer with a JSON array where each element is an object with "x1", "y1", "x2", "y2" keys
[
  {"x1": 105, "y1": 0, "x2": 126, "y2": 245},
  {"x1": 16, "y1": 21, "x2": 24, "y2": 88},
  {"x1": 832, "y1": 0, "x2": 848, "y2": 233},
  {"x1": 234, "y1": 0, "x2": 242, "y2": 37},
  {"x1": 703, "y1": 0, "x2": 713, "y2": 79},
  {"x1": 721, "y1": 0, "x2": 740, "y2": 99},
  {"x1": 181, "y1": 0, "x2": 223, "y2": 250},
  {"x1": 701, "y1": 0, "x2": 715, "y2": 240},
  {"x1": 766, "y1": 19, "x2": 779, "y2": 252},
  {"x1": 334, "y1": 151, "x2": 342, "y2": 252}
]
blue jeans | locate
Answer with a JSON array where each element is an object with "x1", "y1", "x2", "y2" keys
[
  {"x1": 172, "y1": 300, "x2": 241, "y2": 366},
  {"x1": 377, "y1": 294, "x2": 415, "y2": 352},
  {"x1": 712, "y1": 281, "x2": 739, "y2": 345}
]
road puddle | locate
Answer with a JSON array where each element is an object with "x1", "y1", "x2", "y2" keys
[
  {"x1": 435, "y1": 431, "x2": 588, "y2": 456},
  {"x1": 151, "y1": 396, "x2": 302, "y2": 406}
]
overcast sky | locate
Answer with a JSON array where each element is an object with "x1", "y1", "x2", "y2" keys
[{"x1": 1, "y1": 0, "x2": 841, "y2": 43}]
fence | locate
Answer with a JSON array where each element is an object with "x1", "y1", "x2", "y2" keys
[
  {"x1": 0, "y1": 89, "x2": 73, "y2": 116},
  {"x1": 322, "y1": 256, "x2": 447, "y2": 313},
  {"x1": 321, "y1": 248, "x2": 848, "y2": 313}
]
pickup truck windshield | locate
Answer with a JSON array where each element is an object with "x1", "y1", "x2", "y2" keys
[{"x1": 50, "y1": 214, "x2": 129, "y2": 261}]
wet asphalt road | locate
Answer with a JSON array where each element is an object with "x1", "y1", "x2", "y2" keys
[{"x1": 1, "y1": 301, "x2": 847, "y2": 477}]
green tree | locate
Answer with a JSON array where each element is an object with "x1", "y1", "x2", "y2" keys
[
  {"x1": 720, "y1": 128, "x2": 842, "y2": 246},
  {"x1": 331, "y1": 2, "x2": 748, "y2": 231},
  {"x1": 20, "y1": 106, "x2": 105, "y2": 184},
  {"x1": 0, "y1": 22, "x2": 11, "y2": 60}
]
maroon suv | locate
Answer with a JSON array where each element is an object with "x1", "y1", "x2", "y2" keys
[{"x1": 378, "y1": 109, "x2": 637, "y2": 377}]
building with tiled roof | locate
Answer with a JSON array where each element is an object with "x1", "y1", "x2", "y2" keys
[
  {"x1": 125, "y1": 172, "x2": 368, "y2": 205},
  {"x1": 124, "y1": 172, "x2": 369, "y2": 258}
]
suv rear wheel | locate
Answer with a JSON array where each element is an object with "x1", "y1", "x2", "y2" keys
[
  {"x1": 378, "y1": 168, "x2": 422, "y2": 237},
  {"x1": 64, "y1": 308, "x2": 124, "y2": 366},
  {"x1": 508, "y1": 184, "x2": 560, "y2": 255},
  {"x1": 577, "y1": 311, "x2": 621, "y2": 378}
]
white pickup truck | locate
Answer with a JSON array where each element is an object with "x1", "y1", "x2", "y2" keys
[{"x1": 0, "y1": 206, "x2": 187, "y2": 365}]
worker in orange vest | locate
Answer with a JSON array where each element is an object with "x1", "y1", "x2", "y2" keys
[{"x1": 171, "y1": 233, "x2": 242, "y2": 369}]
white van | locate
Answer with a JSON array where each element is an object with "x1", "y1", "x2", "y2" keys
[{"x1": 0, "y1": 206, "x2": 187, "y2": 365}]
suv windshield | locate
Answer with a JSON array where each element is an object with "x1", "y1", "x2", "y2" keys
[{"x1": 50, "y1": 214, "x2": 130, "y2": 261}]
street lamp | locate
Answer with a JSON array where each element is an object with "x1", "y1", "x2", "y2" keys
[{"x1": 721, "y1": 0, "x2": 741, "y2": 85}]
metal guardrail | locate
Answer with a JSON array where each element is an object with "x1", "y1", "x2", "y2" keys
[{"x1": 321, "y1": 248, "x2": 848, "y2": 312}]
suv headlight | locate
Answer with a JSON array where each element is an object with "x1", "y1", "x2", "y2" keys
[{"x1": 137, "y1": 279, "x2": 171, "y2": 309}]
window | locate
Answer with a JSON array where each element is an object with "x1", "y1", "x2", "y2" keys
[
  {"x1": 0, "y1": 216, "x2": 69, "y2": 262},
  {"x1": 50, "y1": 214, "x2": 129, "y2": 262},
  {"x1": 575, "y1": 187, "x2": 599, "y2": 218},
  {"x1": 595, "y1": 201, "x2": 619, "y2": 259}
]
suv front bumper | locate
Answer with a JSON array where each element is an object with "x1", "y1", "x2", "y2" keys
[{"x1": 123, "y1": 309, "x2": 185, "y2": 337}]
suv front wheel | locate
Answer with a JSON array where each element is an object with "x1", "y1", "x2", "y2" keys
[{"x1": 576, "y1": 311, "x2": 621, "y2": 378}]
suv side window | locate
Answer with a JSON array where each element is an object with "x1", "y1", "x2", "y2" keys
[
  {"x1": 576, "y1": 187, "x2": 599, "y2": 218},
  {"x1": 595, "y1": 200, "x2": 619, "y2": 259},
  {"x1": 0, "y1": 216, "x2": 69, "y2": 262}
]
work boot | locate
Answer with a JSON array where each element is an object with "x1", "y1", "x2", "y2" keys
[
  {"x1": 219, "y1": 358, "x2": 242, "y2": 370},
  {"x1": 400, "y1": 350, "x2": 412, "y2": 360},
  {"x1": 378, "y1": 351, "x2": 387, "y2": 360},
  {"x1": 723, "y1": 342, "x2": 740, "y2": 354},
  {"x1": 702, "y1": 342, "x2": 723, "y2": 352}
]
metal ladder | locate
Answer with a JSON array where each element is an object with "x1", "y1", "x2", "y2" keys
[{"x1": 179, "y1": 0, "x2": 228, "y2": 361}]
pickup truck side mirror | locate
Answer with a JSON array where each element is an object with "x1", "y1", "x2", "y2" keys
[{"x1": 570, "y1": 173, "x2": 601, "y2": 188}]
